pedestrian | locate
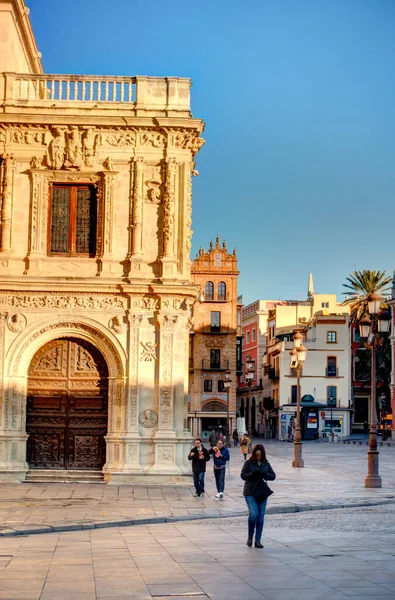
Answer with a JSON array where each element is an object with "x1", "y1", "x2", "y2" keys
[
  {"x1": 240, "y1": 433, "x2": 250, "y2": 460},
  {"x1": 209, "y1": 439, "x2": 230, "y2": 499},
  {"x1": 209, "y1": 430, "x2": 218, "y2": 448},
  {"x1": 241, "y1": 443, "x2": 276, "y2": 548},
  {"x1": 363, "y1": 421, "x2": 369, "y2": 437},
  {"x1": 232, "y1": 429, "x2": 239, "y2": 446},
  {"x1": 188, "y1": 438, "x2": 210, "y2": 497}
]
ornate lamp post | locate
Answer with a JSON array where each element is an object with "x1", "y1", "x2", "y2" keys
[
  {"x1": 289, "y1": 331, "x2": 307, "y2": 468},
  {"x1": 224, "y1": 369, "x2": 232, "y2": 447},
  {"x1": 358, "y1": 293, "x2": 391, "y2": 488},
  {"x1": 245, "y1": 356, "x2": 255, "y2": 437}
]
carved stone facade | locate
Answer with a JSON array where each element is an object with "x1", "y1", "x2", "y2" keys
[{"x1": 0, "y1": 0, "x2": 205, "y2": 483}]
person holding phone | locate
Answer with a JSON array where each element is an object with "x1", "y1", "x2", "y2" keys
[
  {"x1": 188, "y1": 438, "x2": 210, "y2": 497},
  {"x1": 209, "y1": 439, "x2": 230, "y2": 499}
]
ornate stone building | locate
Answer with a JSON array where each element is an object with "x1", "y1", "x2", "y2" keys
[
  {"x1": 0, "y1": 0, "x2": 205, "y2": 482},
  {"x1": 188, "y1": 238, "x2": 242, "y2": 440}
]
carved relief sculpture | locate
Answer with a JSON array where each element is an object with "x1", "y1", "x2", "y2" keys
[
  {"x1": 82, "y1": 128, "x2": 100, "y2": 167},
  {"x1": 139, "y1": 409, "x2": 158, "y2": 428},
  {"x1": 109, "y1": 315, "x2": 127, "y2": 334},
  {"x1": 7, "y1": 313, "x2": 27, "y2": 333},
  {"x1": 65, "y1": 127, "x2": 83, "y2": 169},
  {"x1": 140, "y1": 341, "x2": 158, "y2": 362},
  {"x1": 48, "y1": 127, "x2": 66, "y2": 170}
]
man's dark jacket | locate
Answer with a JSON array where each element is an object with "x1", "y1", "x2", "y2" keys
[{"x1": 188, "y1": 446, "x2": 210, "y2": 473}]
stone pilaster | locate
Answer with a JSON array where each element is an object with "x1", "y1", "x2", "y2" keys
[
  {"x1": 130, "y1": 157, "x2": 144, "y2": 263},
  {"x1": 150, "y1": 311, "x2": 180, "y2": 474},
  {"x1": 160, "y1": 157, "x2": 177, "y2": 278}
]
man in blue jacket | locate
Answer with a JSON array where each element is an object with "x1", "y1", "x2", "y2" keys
[{"x1": 209, "y1": 439, "x2": 230, "y2": 499}]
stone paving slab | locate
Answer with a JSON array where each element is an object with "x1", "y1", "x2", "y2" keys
[
  {"x1": 0, "y1": 440, "x2": 394, "y2": 537},
  {"x1": 1, "y1": 510, "x2": 395, "y2": 599}
]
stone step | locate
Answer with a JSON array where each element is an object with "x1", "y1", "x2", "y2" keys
[{"x1": 24, "y1": 470, "x2": 105, "y2": 484}]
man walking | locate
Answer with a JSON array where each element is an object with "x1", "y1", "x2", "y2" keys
[
  {"x1": 188, "y1": 438, "x2": 210, "y2": 497},
  {"x1": 209, "y1": 439, "x2": 230, "y2": 499}
]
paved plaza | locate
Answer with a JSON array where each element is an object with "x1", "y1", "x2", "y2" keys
[
  {"x1": 0, "y1": 440, "x2": 394, "y2": 536},
  {"x1": 1, "y1": 505, "x2": 395, "y2": 599}
]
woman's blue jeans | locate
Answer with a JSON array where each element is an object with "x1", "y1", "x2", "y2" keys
[{"x1": 245, "y1": 496, "x2": 268, "y2": 541}]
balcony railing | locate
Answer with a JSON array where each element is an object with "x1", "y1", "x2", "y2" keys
[
  {"x1": 2, "y1": 73, "x2": 191, "y2": 114},
  {"x1": 198, "y1": 325, "x2": 233, "y2": 334},
  {"x1": 202, "y1": 359, "x2": 229, "y2": 371},
  {"x1": 326, "y1": 367, "x2": 339, "y2": 377}
]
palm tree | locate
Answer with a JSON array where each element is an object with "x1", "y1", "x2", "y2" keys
[{"x1": 342, "y1": 270, "x2": 392, "y2": 322}]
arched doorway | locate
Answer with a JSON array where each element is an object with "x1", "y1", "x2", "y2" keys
[{"x1": 26, "y1": 338, "x2": 108, "y2": 470}]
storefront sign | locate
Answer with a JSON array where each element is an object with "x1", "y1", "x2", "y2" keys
[{"x1": 307, "y1": 413, "x2": 317, "y2": 429}]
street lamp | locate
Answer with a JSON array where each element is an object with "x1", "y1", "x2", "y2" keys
[
  {"x1": 224, "y1": 370, "x2": 232, "y2": 447},
  {"x1": 358, "y1": 294, "x2": 391, "y2": 488},
  {"x1": 245, "y1": 356, "x2": 255, "y2": 437},
  {"x1": 289, "y1": 331, "x2": 307, "y2": 468}
]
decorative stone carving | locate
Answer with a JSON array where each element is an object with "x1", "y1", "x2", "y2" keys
[
  {"x1": 158, "y1": 314, "x2": 178, "y2": 329},
  {"x1": 7, "y1": 313, "x2": 27, "y2": 333},
  {"x1": 129, "y1": 314, "x2": 143, "y2": 430},
  {"x1": 106, "y1": 131, "x2": 136, "y2": 147},
  {"x1": 206, "y1": 337, "x2": 225, "y2": 349},
  {"x1": 12, "y1": 128, "x2": 46, "y2": 145},
  {"x1": 162, "y1": 158, "x2": 177, "y2": 258},
  {"x1": 65, "y1": 126, "x2": 83, "y2": 169},
  {"x1": 30, "y1": 156, "x2": 42, "y2": 169},
  {"x1": 128, "y1": 444, "x2": 138, "y2": 462},
  {"x1": 129, "y1": 314, "x2": 143, "y2": 328},
  {"x1": 140, "y1": 341, "x2": 158, "y2": 362},
  {"x1": 145, "y1": 165, "x2": 162, "y2": 204},
  {"x1": 185, "y1": 317, "x2": 194, "y2": 331},
  {"x1": 37, "y1": 347, "x2": 61, "y2": 371},
  {"x1": 0, "y1": 294, "x2": 127, "y2": 309},
  {"x1": 103, "y1": 157, "x2": 114, "y2": 171},
  {"x1": 141, "y1": 132, "x2": 165, "y2": 148},
  {"x1": 141, "y1": 297, "x2": 159, "y2": 310},
  {"x1": 76, "y1": 346, "x2": 96, "y2": 371},
  {"x1": 109, "y1": 315, "x2": 127, "y2": 334},
  {"x1": 185, "y1": 162, "x2": 193, "y2": 252},
  {"x1": 139, "y1": 409, "x2": 158, "y2": 428},
  {"x1": 48, "y1": 127, "x2": 66, "y2": 169},
  {"x1": 159, "y1": 446, "x2": 173, "y2": 462},
  {"x1": 160, "y1": 333, "x2": 172, "y2": 426},
  {"x1": 82, "y1": 128, "x2": 100, "y2": 167}
]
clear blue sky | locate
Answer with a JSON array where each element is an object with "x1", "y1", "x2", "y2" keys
[{"x1": 29, "y1": 0, "x2": 395, "y2": 305}]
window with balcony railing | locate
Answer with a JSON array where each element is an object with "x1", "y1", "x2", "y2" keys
[
  {"x1": 218, "y1": 281, "x2": 226, "y2": 301},
  {"x1": 326, "y1": 357, "x2": 337, "y2": 377},
  {"x1": 210, "y1": 311, "x2": 221, "y2": 333},
  {"x1": 327, "y1": 386, "x2": 337, "y2": 406}
]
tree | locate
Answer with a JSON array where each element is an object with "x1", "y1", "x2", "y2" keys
[{"x1": 342, "y1": 270, "x2": 392, "y2": 322}]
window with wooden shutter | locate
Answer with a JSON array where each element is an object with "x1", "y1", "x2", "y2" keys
[{"x1": 49, "y1": 185, "x2": 97, "y2": 257}]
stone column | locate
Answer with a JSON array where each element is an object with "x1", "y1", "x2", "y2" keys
[
  {"x1": 0, "y1": 154, "x2": 16, "y2": 253},
  {"x1": 96, "y1": 171, "x2": 117, "y2": 276}
]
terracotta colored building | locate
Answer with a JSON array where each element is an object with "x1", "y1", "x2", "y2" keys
[{"x1": 188, "y1": 237, "x2": 242, "y2": 441}]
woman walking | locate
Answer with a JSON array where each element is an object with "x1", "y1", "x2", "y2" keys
[
  {"x1": 240, "y1": 433, "x2": 250, "y2": 460},
  {"x1": 241, "y1": 444, "x2": 276, "y2": 548}
]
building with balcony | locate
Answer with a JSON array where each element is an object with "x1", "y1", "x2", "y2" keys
[
  {"x1": 188, "y1": 237, "x2": 241, "y2": 441},
  {"x1": 0, "y1": 0, "x2": 205, "y2": 482},
  {"x1": 263, "y1": 277, "x2": 351, "y2": 440}
]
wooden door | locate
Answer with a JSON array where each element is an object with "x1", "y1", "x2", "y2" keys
[{"x1": 26, "y1": 338, "x2": 108, "y2": 470}]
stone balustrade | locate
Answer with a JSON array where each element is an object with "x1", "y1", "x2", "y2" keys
[{"x1": 1, "y1": 73, "x2": 192, "y2": 116}]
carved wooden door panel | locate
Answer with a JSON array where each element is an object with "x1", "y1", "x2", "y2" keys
[{"x1": 27, "y1": 338, "x2": 108, "y2": 470}]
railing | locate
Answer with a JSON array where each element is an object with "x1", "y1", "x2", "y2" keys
[
  {"x1": 202, "y1": 359, "x2": 229, "y2": 371},
  {"x1": 268, "y1": 368, "x2": 279, "y2": 380},
  {"x1": 12, "y1": 74, "x2": 136, "y2": 103},
  {"x1": 2, "y1": 73, "x2": 191, "y2": 113},
  {"x1": 326, "y1": 367, "x2": 339, "y2": 377},
  {"x1": 198, "y1": 325, "x2": 233, "y2": 334}
]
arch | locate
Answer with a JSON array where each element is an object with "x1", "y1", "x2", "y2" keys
[
  {"x1": 4, "y1": 317, "x2": 127, "y2": 461},
  {"x1": 218, "y1": 281, "x2": 226, "y2": 301},
  {"x1": 202, "y1": 399, "x2": 227, "y2": 412},
  {"x1": 26, "y1": 337, "x2": 109, "y2": 470},
  {"x1": 205, "y1": 281, "x2": 214, "y2": 301}
]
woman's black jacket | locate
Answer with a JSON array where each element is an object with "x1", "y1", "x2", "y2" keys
[{"x1": 240, "y1": 458, "x2": 276, "y2": 496}]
